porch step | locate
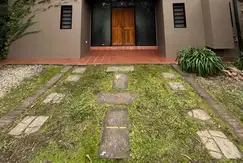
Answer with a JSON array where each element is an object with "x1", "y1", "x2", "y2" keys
[{"x1": 90, "y1": 46, "x2": 158, "y2": 51}]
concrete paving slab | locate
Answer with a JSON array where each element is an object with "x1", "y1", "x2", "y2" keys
[
  {"x1": 212, "y1": 136, "x2": 241, "y2": 159},
  {"x1": 187, "y1": 109, "x2": 211, "y2": 121},
  {"x1": 113, "y1": 74, "x2": 128, "y2": 89},
  {"x1": 98, "y1": 92, "x2": 136, "y2": 104},
  {"x1": 107, "y1": 66, "x2": 134, "y2": 72},
  {"x1": 65, "y1": 75, "x2": 81, "y2": 82},
  {"x1": 100, "y1": 128, "x2": 130, "y2": 159},
  {"x1": 72, "y1": 67, "x2": 87, "y2": 74},
  {"x1": 43, "y1": 93, "x2": 65, "y2": 104},
  {"x1": 105, "y1": 108, "x2": 128, "y2": 128},
  {"x1": 197, "y1": 130, "x2": 241, "y2": 159},
  {"x1": 161, "y1": 72, "x2": 176, "y2": 79},
  {"x1": 24, "y1": 116, "x2": 49, "y2": 135},
  {"x1": 168, "y1": 82, "x2": 186, "y2": 91},
  {"x1": 9, "y1": 116, "x2": 36, "y2": 136}
]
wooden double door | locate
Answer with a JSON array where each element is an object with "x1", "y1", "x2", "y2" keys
[{"x1": 112, "y1": 8, "x2": 135, "y2": 46}]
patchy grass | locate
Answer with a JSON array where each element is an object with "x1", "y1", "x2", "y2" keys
[
  {"x1": 0, "y1": 66, "x2": 63, "y2": 117},
  {"x1": 196, "y1": 75, "x2": 243, "y2": 124},
  {"x1": 0, "y1": 65, "x2": 242, "y2": 163}
]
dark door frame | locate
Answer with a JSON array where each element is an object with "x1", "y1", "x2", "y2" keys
[{"x1": 91, "y1": 0, "x2": 157, "y2": 46}]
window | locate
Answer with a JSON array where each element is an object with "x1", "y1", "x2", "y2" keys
[
  {"x1": 173, "y1": 3, "x2": 186, "y2": 28},
  {"x1": 60, "y1": 6, "x2": 72, "y2": 29}
]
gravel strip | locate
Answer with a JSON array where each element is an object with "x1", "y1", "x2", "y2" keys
[{"x1": 0, "y1": 65, "x2": 44, "y2": 98}]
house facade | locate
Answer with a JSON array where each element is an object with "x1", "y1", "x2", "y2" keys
[{"x1": 8, "y1": 0, "x2": 240, "y2": 59}]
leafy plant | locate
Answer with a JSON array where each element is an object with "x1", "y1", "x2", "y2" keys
[
  {"x1": 234, "y1": 55, "x2": 243, "y2": 70},
  {"x1": 176, "y1": 47, "x2": 224, "y2": 76},
  {"x1": 0, "y1": 0, "x2": 67, "y2": 59}
]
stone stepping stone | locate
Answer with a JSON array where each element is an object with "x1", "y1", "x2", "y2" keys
[
  {"x1": 9, "y1": 116, "x2": 49, "y2": 136},
  {"x1": 107, "y1": 66, "x2": 134, "y2": 72},
  {"x1": 161, "y1": 72, "x2": 176, "y2": 79},
  {"x1": 98, "y1": 92, "x2": 136, "y2": 104},
  {"x1": 100, "y1": 108, "x2": 130, "y2": 159},
  {"x1": 168, "y1": 82, "x2": 186, "y2": 91},
  {"x1": 43, "y1": 93, "x2": 65, "y2": 104},
  {"x1": 113, "y1": 74, "x2": 128, "y2": 89},
  {"x1": 65, "y1": 75, "x2": 81, "y2": 82},
  {"x1": 187, "y1": 109, "x2": 211, "y2": 121},
  {"x1": 197, "y1": 130, "x2": 241, "y2": 159},
  {"x1": 104, "y1": 108, "x2": 128, "y2": 127},
  {"x1": 72, "y1": 67, "x2": 87, "y2": 74}
]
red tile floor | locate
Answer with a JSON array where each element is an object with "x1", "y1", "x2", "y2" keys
[{"x1": 0, "y1": 47, "x2": 176, "y2": 65}]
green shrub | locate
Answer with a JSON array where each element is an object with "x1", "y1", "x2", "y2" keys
[
  {"x1": 234, "y1": 55, "x2": 243, "y2": 70},
  {"x1": 176, "y1": 47, "x2": 224, "y2": 76}
]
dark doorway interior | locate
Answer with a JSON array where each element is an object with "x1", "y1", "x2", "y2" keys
[{"x1": 91, "y1": 0, "x2": 156, "y2": 46}]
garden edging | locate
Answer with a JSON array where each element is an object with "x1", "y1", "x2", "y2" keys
[
  {"x1": 0, "y1": 66, "x2": 72, "y2": 128},
  {"x1": 172, "y1": 64, "x2": 243, "y2": 139}
]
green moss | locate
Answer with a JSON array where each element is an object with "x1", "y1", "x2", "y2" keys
[{"x1": 1, "y1": 65, "x2": 242, "y2": 163}]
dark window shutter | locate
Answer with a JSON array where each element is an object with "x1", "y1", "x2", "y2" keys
[
  {"x1": 60, "y1": 6, "x2": 72, "y2": 29},
  {"x1": 173, "y1": 3, "x2": 186, "y2": 28}
]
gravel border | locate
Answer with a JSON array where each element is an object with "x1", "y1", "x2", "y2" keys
[
  {"x1": 0, "y1": 65, "x2": 44, "y2": 98},
  {"x1": 0, "y1": 66, "x2": 73, "y2": 128},
  {"x1": 172, "y1": 64, "x2": 243, "y2": 139}
]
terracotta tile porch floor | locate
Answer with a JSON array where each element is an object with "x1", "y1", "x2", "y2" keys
[{"x1": 0, "y1": 49, "x2": 176, "y2": 65}]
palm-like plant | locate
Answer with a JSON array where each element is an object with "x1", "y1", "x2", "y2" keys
[{"x1": 176, "y1": 47, "x2": 224, "y2": 76}]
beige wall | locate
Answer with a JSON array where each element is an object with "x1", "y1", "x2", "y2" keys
[
  {"x1": 80, "y1": 0, "x2": 90, "y2": 57},
  {"x1": 8, "y1": 0, "x2": 82, "y2": 59},
  {"x1": 7, "y1": 0, "x2": 239, "y2": 60},
  {"x1": 163, "y1": 0, "x2": 205, "y2": 59},
  {"x1": 156, "y1": 0, "x2": 166, "y2": 57},
  {"x1": 202, "y1": 0, "x2": 234, "y2": 49},
  {"x1": 201, "y1": 0, "x2": 214, "y2": 47}
]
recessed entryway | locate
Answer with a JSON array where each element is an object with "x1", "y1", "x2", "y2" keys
[{"x1": 91, "y1": 0, "x2": 156, "y2": 46}]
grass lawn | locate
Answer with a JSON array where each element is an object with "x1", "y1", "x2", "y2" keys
[
  {"x1": 196, "y1": 75, "x2": 243, "y2": 125},
  {"x1": 0, "y1": 65, "x2": 242, "y2": 163},
  {"x1": 0, "y1": 66, "x2": 63, "y2": 117}
]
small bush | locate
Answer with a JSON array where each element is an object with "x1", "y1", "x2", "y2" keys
[
  {"x1": 234, "y1": 56, "x2": 243, "y2": 70},
  {"x1": 176, "y1": 47, "x2": 224, "y2": 76}
]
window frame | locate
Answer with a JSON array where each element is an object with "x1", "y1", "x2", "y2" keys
[
  {"x1": 173, "y1": 3, "x2": 187, "y2": 28},
  {"x1": 60, "y1": 5, "x2": 73, "y2": 30}
]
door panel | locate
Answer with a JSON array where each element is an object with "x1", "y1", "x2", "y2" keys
[
  {"x1": 123, "y1": 8, "x2": 135, "y2": 45},
  {"x1": 112, "y1": 8, "x2": 135, "y2": 46},
  {"x1": 112, "y1": 8, "x2": 123, "y2": 45}
]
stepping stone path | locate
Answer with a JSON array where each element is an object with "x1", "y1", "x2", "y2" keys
[
  {"x1": 168, "y1": 82, "x2": 186, "y2": 91},
  {"x1": 65, "y1": 75, "x2": 81, "y2": 82},
  {"x1": 100, "y1": 68, "x2": 135, "y2": 160},
  {"x1": 100, "y1": 108, "x2": 130, "y2": 159},
  {"x1": 197, "y1": 130, "x2": 241, "y2": 159},
  {"x1": 161, "y1": 72, "x2": 176, "y2": 79},
  {"x1": 9, "y1": 116, "x2": 49, "y2": 136},
  {"x1": 43, "y1": 93, "x2": 65, "y2": 104},
  {"x1": 106, "y1": 66, "x2": 134, "y2": 72},
  {"x1": 187, "y1": 109, "x2": 211, "y2": 121},
  {"x1": 113, "y1": 74, "x2": 128, "y2": 89},
  {"x1": 98, "y1": 92, "x2": 136, "y2": 104},
  {"x1": 72, "y1": 67, "x2": 87, "y2": 74}
]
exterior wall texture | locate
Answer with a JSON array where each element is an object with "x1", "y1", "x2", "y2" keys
[
  {"x1": 202, "y1": 0, "x2": 234, "y2": 49},
  {"x1": 162, "y1": 0, "x2": 205, "y2": 59},
  {"x1": 8, "y1": 0, "x2": 83, "y2": 59},
  {"x1": 156, "y1": 0, "x2": 166, "y2": 57},
  {"x1": 80, "y1": 0, "x2": 90, "y2": 57},
  {"x1": 7, "y1": 0, "x2": 240, "y2": 59}
]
